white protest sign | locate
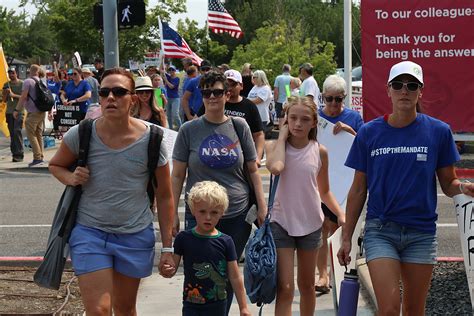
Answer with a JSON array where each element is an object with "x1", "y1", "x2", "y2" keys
[
  {"x1": 158, "y1": 126, "x2": 177, "y2": 173},
  {"x1": 72, "y1": 51, "x2": 82, "y2": 68},
  {"x1": 454, "y1": 193, "x2": 474, "y2": 310},
  {"x1": 317, "y1": 117, "x2": 355, "y2": 205}
]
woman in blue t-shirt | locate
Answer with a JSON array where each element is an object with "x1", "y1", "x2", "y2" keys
[
  {"x1": 60, "y1": 67, "x2": 92, "y2": 121},
  {"x1": 316, "y1": 74, "x2": 364, "y2": 294},
  {"x1": 337, "y1": 61, "x2": 474, "y2": 315}
]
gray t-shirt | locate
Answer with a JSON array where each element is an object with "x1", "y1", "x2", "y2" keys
[
  {"x1": 173, "y1": 116, "x2": 257, "y2": 219},
  {"x1": 63, "y1": 120, "x2": 168, "y2": 233}
]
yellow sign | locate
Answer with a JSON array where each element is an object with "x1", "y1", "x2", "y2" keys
[{"x1": 0, "y1": 43, "x2": 10, "y2": 137}]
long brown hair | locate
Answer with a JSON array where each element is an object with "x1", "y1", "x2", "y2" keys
[
  {"x1": 131, "y1": 90, "x2": 167, "y2": 127},
  {"x1": 283, "y1": 96, "x2": 318, "y2": 140}
]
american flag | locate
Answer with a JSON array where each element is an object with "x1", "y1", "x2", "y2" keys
[
  {"x1": 159, "y1": 20, "x2": 203, "y2": 66},
  {"x1": 208, "y1": 0, "x2": 243, "y2": 39}
]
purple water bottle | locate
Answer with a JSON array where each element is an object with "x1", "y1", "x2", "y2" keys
[{"x1": 338, "y1": 267, "x2": 360, "y2": 316}]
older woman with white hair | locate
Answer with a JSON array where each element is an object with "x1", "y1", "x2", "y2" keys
[
  {"x1": 315, "y1": 74, "x2": 363, "y2": 294},
  {"x1": 247, "y1": 70, "x2": 272, "y2": 130}
]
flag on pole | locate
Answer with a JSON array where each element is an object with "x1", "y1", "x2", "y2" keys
[
  {"x1": 159, "y1": 19, "x2": 203, "y2": 66},
  {"x1": 208, "y1": 0, "x2": 243, "y2": 38}
]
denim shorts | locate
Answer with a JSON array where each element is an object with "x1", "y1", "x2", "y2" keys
[
  {"x1": 69, "y1": 223, "x2": 155, "y2": 278},
  {"x1": 363, "y1": 218, "x2": 437, "y2": 264},
  {"x1": 270, "y1": 222, "x2": 322, "y2": 250}
]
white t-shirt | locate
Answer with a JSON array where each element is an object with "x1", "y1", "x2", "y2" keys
[
  {"x1": 300, "y1": 76, "x2": 323, "y2": 109},
  {"x1": 248, "y1": 85, "x2": 272, "y2": 123}
]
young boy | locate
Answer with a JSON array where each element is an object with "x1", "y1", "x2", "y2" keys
[{"x1": 161, "y1": 181, "x2": 251, "y2": 316}]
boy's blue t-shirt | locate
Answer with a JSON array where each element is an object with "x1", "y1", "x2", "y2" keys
[
  {"x1": 185, "y1": 75, "x2": 203, "y2": 114},
  {"x1": 345, "y1": 113, "x2": 460, "y2": 234},
  {"x1": 47, "y1": 80, "x2": 61, "y2": 96},
  {"x1": 318, "y1": 107, "x2": 364, "y2": 132},
  {"x1": 63, "y1": 80, "x2": 92, "y2": 113},
  {"x1": 165, "y1": 74, "x2": 180, "y2": 99},
  {"x1": 174, "y1": 229, "x2": 237, "y2": 305}
]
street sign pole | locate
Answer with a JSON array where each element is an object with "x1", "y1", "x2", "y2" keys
[{"x1": 103, "y1": 0, "x2": 120, "y2": 68}]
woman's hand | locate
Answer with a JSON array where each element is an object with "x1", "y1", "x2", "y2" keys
[
  {"x1": 69, "y1": 166, "x2": 90, "y2": 186},
  {"x1": 257, "y1": 206, "x2": 267, "y2": 226},
  {"x1": 333, "y1": 122, "x2": 354, "y2": 135},
  {"x1": 337, "y1": 239, "x2": 352, "y2": 266},
  {"x1": 278, "y1": 118, "x2": 289, "y2": 141},
  {"x1": 460, "y1": 182, "x2": 474, "y2": 197}
]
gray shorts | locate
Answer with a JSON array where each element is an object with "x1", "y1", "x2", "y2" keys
[{"x1": 270, "y1": 222, "x2": 322, "y2": 250}]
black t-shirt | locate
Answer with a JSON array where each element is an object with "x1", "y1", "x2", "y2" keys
[
  {"x1": 197, "y1": 98, "x2": 263, "y2": 134},
  {"x1": 174, "y1": 229, "x2": 237, "y2": 304}
]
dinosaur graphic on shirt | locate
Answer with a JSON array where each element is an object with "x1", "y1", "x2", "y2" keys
[{"x1": 193, "y1": 261, "x2": 227, "y2": 301}]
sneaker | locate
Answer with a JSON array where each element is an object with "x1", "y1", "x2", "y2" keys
[
  {"x1": 12, "y1": 157, "x2": 24, "y2": 162},
  {"x1": 28, "y1": 159, "x2": 44, "y2": 167}
]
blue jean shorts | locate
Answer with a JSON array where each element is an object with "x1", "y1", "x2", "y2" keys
[
  {"x1": 363, "y1": 218, "x2": 437, "y2": 264},
  {"x1": 69, "y1": 223, "x2": 155, "y2": 278}
]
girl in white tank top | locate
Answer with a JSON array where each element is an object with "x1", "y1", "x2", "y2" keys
[{"x1": 266, "y1": 96, "x2": 345, "y2": 315}]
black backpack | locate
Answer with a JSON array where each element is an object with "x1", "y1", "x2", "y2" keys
[{"x1": 29, "y1": 77, "x2": 55, "y2": 112}]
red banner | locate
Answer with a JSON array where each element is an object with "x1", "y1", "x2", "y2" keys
[{"x1": 361, "y1": 0, "x2": 474, "y2": 132}]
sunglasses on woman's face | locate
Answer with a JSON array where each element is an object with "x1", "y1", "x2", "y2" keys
[
  {"x1": 390, "y1": 81, "x2": 421, "y2": 91},
  {"x1": 201, "y1": 88, "x2": 225, "y2": 99},
  {"x1": 324, "y1": 96, "x2": 344, "y2": 103},
  {"x1": 98, "y1": 87, "x2": 131, "y2": 98}
]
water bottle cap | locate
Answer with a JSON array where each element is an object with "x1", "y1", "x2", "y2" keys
[{"x1": 344, "y1": 269, "x2": 359, "y2": 280}]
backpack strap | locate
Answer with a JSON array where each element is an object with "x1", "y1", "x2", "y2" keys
[
  {"x1": 78, "y1": 119, "x2": 93, "y2": 167},
  {"x1": 27, "y1": 77, "x2": 39, "y2": 103},
  {"x1": 267, "y1": 175, "x2": 279, "y2": 219},
  {"x1": 147, "y1": 125, "x2": 164, "y2": 207}
]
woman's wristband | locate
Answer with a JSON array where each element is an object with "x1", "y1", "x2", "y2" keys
[
  {"x1": 459, "y1": 182, "x2": 465, "y2": 194},
  {"x1": 161, "y1": 247, "x2": 174, "y2": 253}
]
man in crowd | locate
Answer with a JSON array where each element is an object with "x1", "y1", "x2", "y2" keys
[
  {"x1": 2, "y1": 68, "x2": 24, "y2": 162},
  {"x1": 93, "y1": 58, "x2": 104, "y2": 83},
  {"x1": 273, "y1": 64, "x2": 292, "y2": 121},
  {"x1": 197, "y1": 69, "x2": 265, "y2": 166},
  {"x1": 299, "y1": 62, "x2": 322, "y2": 107},
  {"x1": 81, "y1": 67, "x2": 99, "y2": 104},
  {"x1": 181, "y1": 60, "x2": 212, "y2": 121},
  {"x1": 14, "y1": 64, "x2": 46, "y2": 167}
]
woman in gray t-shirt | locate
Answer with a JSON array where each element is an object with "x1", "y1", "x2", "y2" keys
[
  {"x1": 171, "y1": 71, "x2": 267, "y2": 313},
  {"x1": 49, "y1": 68, "x2": 175, "y2": 315}
]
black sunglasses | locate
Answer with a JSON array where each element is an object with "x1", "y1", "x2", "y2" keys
[
  {"x1": 201, "y1": 88, "x2": 225, "y2": 99},
  {"x1": 98, "y1": 87, "x2": 131, "y2": 98},
  {"x1": 324, "y1": 96, "x2": 344, "y2": 103},
  {"x1": 390, "y1": 81, "x2": 421, "y2": 92}
]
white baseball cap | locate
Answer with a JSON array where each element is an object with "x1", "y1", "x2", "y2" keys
[
  {"x1": 224, "y1": 69, "x2": 242, "y2": 84},
  {"x1": 388, "y1": 61, "x2": 423, "y2": 85}
]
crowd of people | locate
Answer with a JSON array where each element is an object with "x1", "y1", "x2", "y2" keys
[{"x1": 3, "y1": 57, "x2": 474, "y2": 316}]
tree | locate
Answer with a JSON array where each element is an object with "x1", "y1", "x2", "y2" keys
[
  {"x1": 230, "y1": 21, "x2": 336, "y2": 85},
  {"x1": 17, "y1": 0, "x2": 187, "y2": 65},
  {"x1": 176, "y1": 18, "x2": 229, "y2": 66}
]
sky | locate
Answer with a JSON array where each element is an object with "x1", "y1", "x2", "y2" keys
[{"x1": 1, "y1": 0, "x2": 208, "y2": 29}]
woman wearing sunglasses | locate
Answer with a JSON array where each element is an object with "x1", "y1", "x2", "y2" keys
[
  {"x1": 132, "y1": 76, "x2": 168, "y2": 128},
  {"x1": 315, "y1": 74, "x2": 364, "y2": 294},
  {"x1": 60, "y1": 67, "x2": 92, "y2": 122},
  {"x1": 172, "y1": 71, "x2": 267, "y2": 314},
  {"x1": 338, "y1": 61, "x2": 474, "y2": 315},
  {"x1": 49, "y1": 68, "x2": 175, "y2": 315}
]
